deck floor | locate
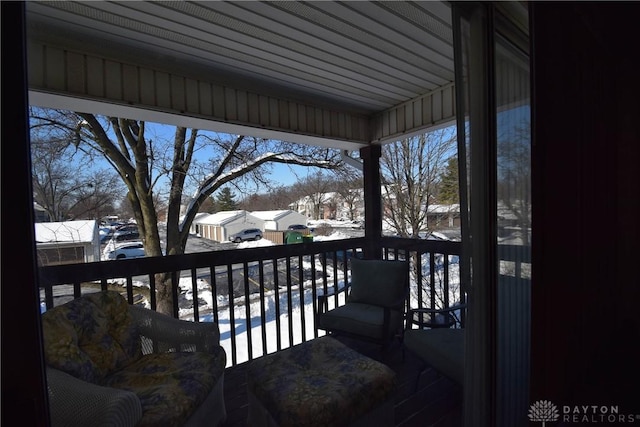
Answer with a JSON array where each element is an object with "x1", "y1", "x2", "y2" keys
[{"x1": 220, "y1": 335, "x2": 462, "y2": 427}]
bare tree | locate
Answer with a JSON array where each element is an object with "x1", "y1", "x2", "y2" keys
[
  {"x1": 30, "y1": 132, "x2": 123, "y2": 221},
  {"x1": 380, "y1": 128, "x2": 457, "y2": 238},
  {"x1": 239, "y1": 186, "x2": 297, "y2": 211},
  {"x1": 330, "y1": 165, "x2": 364, "y2": 220},
  {"x1": 293, "y1": 171, "x2": 336, "y2": 220},
  {"x1": 380, "y1": 128, "x2": 458, "y2": 309},
  {"x1": 332, "y1": 177, "x2": 363, "y2": 220},
  {"x1": 497, "y1": 120, "x2": 531, "y2": 246},
  {"x1": 29, "y1": 108, "x2": 343, "y2": 314}
]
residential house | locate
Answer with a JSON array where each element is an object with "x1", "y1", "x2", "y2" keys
[
  {"x1": 426, "y1": 204, "x2": 460, "y2": 229},
  {"x1": 291, "y1": 191, "x2": 364, "y2": 221},
  {"x1": 190, "y1": 210, "x2": 263, "y2": 242},
  {"x1": 289, "y1": 193, "x2": 337, "y2": 220},
  {"x1": 34, "y1": 220, "x2": 101, "y2": 265},
  {"x1": 250, "y1": 210, "x2": 306, "y2": 231},
  {"x1": 33, "y1": 201, "x2": 50, "y2": 223}
]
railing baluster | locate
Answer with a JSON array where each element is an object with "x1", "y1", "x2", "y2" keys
[
  {"x1": 73, "y1": 282, "x2": 81, "y2": 298},
  {"x1": 147, "y1": 274, "x2": 154, "y2": 311},
  {"x1": 258, "y1": 260, "x2": 267, "y2": 357},
  {"x1": 416, "y1": 252, "x2": 424, "y2": 309},
  {"x1": 44, "y1": 286, "x2": 53, "y2": 309},
  {"x1": 171, "y1": 271, "x2": 180, "y2": 319},
  {"x1": 298, "y1": 254, "x2": 306, "y2": 343},
  {"x1": 210, "y1": 266, "x2": 219, "y2": 325},
  {"x1": 443, "y1": 254, "x2": 450, "y2": 308},
  {"x1": 331, "y1": 251, "x2": 339, "y2": 308},
  {"x1": 311, "y1": 253, "x2": 319, "y2": 339},
  {"x1": 273, "y1": 258, "x2": 282, "y2": 352},
  {"x1": 285, "y1": 257, "x2": 294, "y2": 348},
  {"x1": 319, "y1": 252, "x2": 329, "y2": 339},
  {"x1": 242, "y1": 262, "x2": 253, "y2": 361},
  {"x1": 125, "y1": 280, "x2": 134, "y2": 305},
  {"x1": 429, "y1": 253, "x2": 436, "y2": 314},
  {"x1": 191, "y1": 268, "x2": 200, "y2": 321},
  {"x1": 226, "y1": 264, "x2": 237, "y2": 366}
]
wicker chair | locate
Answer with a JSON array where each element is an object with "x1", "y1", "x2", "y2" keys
[{"x1": 41, "y1": 290, "x2": 227, "y2": 427}]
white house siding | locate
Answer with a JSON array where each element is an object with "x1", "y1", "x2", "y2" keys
[
  {"x1": 250, "y1": 210, "x2": 306, "y2": 231},
  {"x1": 34, "y1": 220, "x2": 100, "y2": 265},
  {"x1": 191, "y1": 210, "x2": 263, "y2": 242}
]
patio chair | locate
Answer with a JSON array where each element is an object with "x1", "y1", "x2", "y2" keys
[
  {"x1": 41, "y1": 290, "x2": 227, "y2": 427},
  {"x1": 315, "y1": 257, "x2": 410, "y2": 355},
  {"x1": 403, "y1": 304, "x2": 467, "y2": 387}
]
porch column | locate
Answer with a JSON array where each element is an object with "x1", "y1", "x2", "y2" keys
[{"x1": 360, "y1": 144, "x2": 382, "y2": 260}]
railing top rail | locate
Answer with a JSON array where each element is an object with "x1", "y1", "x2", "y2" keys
[
  {"x1": 38, "y1": 237, "x2": 368, "y2": 286},
  {"x1": 379, "y1": 236, "x2": 462, "y2": 253},
  {"x1": 36, "y1": 236, "x2": 531, "y2": 288}
]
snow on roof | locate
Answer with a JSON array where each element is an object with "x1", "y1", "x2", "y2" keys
[
  {"x1": 427, "y1": 204, "x2": 460, "y2": 214},
  {"x1": 250, "y1": 210, "x2": 300, "y2": 220},
  {"x1": 192, "y1": 210, "x2": 250, "y2": 226},
  {"x1": 34, "y1": 220, "x2": 98, "y2": 243}
]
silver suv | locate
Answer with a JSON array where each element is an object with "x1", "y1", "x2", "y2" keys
[{"x1": 229, "y1": 228, "x2": 263, "y2": 243}]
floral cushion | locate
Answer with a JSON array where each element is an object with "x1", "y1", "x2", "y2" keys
[
  {"x1": 104, "y1": 351, "x2": 226, "y2": 427},
  {"x1": 42, "y1": 291, "x2": 227, "y2": 427},
  {"x1": 247, "y1": 336, "x2": 396, "y2": 427},
  {"x1": 41, "y1": 291, "x2": 141, "y2": 383}
]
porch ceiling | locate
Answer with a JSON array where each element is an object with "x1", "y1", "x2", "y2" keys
[{"x1": 25, "y1": 1, "x2": 457, "y2": 149}]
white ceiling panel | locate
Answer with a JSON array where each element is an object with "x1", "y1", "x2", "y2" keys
[{"x1": 26, "y1": 1, "x2": 455, "y2": 115}]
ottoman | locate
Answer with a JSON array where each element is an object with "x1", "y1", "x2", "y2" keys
[{"x1": 246, "y1": 336, "x2": 396, "y2": 427}]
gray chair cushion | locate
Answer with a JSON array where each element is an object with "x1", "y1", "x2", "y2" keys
[
  {"x1": 348, "y1": 258, "x2": 409, "y2": 309},
  {"x1": 316, "y1": 303, "x2": 404, "y2": 340},
  {"x1": 403, "y1": 328, "x2": 465, "y2": 385}
]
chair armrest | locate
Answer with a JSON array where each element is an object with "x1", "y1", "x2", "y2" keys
[
  {"x1": 46, "y1": 367, "x2": 142, "y2": 427},
  {"x1": 129, "y1": 305, "x2": 221, "y2": 354},
  {"x1": 317, "y1": 283, "x2": 350, "y2": 314},
  {"x1": 407, "y1": 303, "x2": 467, "y2": 329},
  {"x1": 409, "y1": 303, "x2": 467, "y2": 315}
]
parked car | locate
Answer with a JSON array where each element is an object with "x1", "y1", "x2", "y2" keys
[
  {"x1": 229, "y1": 228, "x2": 263, "y2": 243},
  {"x1": 115, "y1": 223, "x2": 138, "y2": 233},
  {"x1": 112, "y1": 230, "x2": 140, "y2": 243},
  {"x1": 287, "y1": 224, "x2": 309, "y2": 232},
  {"x1": 99, "y1": 228, "x2": 116, "y2": 244},
  {"x1": 103, "y1": 241, "x2": 146, "y2": 260}
]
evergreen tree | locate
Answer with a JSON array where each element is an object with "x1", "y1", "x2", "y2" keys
[
  {"x1": 216, "y1": 187, "x2": 239, "y2": 211},
  {"x1": 438, "y1": 156, "x2": 459, "y2": 204},
  {"x1": 198, "y1": 196, "x2": 216, "y2": 213}
]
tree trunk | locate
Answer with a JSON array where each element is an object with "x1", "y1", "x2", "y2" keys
[{"x1": 155, "y1": 272, "x2": 174, "y2": 316}]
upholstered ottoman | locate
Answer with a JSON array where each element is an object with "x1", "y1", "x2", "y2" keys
[{"x1": 246, "y1": 336, "x2": 396, "y2": 427}]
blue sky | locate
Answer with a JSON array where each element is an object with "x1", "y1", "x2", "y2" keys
[{"x1": 140, "y1": 121, "x2": 325, "y2": 191}]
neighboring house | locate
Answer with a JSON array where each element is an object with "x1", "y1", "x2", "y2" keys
[
  {"x1": 335, "y1": 188, "x2": 365, "y2": 221},
  {"x1": 426, "y1": 204, "x2": 461, "y2": 229},
  {"x1": 190, "y1": 210, "x2": 263, "y2": 242},
  {"x1": 289, "y1": 195, "x2": 313, "y2": 219},
  {"x1": 34, "y1": 220, "x2": 101, "y2": 266},
  {"x1": 250, "y1": 210, "x2": 307, "y2": 231},
  {"x1": 33, "y1": 202, "x2": 50, "y2": 223},
  {"x1": 289, "y1": 192, "x2": 346, "y2": 221}
]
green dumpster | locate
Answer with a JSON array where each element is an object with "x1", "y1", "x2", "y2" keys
[{"x1": 285, "y1": 231, "x2": 303, "y2": 244}]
